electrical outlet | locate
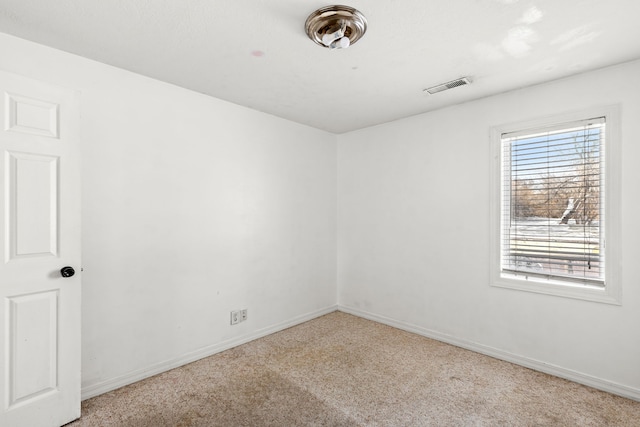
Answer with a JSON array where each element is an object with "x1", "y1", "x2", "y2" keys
[
  {"x1": 230, "y1": 310, "x2": 240, "y2": 325},
  {"x1": 230, "y1": 309, "x2": 247, "y2": 325}
]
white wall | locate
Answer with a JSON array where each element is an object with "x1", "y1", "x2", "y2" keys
[
  {"x1": 338, "y1": 60, "x2": 640, "y2": 399},
  {"x1": 0, "y1": 33, "x2": 338, "y2": 398}
]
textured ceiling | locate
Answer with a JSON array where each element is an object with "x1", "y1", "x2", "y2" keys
[{"x1": 1, "y1": 0, "x2": 639, "y2": 133}]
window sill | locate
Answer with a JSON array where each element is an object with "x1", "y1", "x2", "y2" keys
[{"x1": 491, "y1": 274, "x2": 621, "y2": 305}]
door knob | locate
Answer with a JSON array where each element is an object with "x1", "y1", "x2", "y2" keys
[{"x1": 60, "y1": 266, "x2": 75, "y2": 278}]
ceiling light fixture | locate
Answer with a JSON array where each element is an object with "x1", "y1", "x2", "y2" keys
[{"x1": 305, "y1": 5, "x2": 367, "y2": 50}]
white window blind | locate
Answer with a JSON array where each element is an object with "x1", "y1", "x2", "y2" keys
[{"x1": 501, "y1": 117, "x2": 605, "y2": 287}]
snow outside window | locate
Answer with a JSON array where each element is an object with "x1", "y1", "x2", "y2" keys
[{"x1": 502, "y1": 118, "x2": 605, "y2": 286}]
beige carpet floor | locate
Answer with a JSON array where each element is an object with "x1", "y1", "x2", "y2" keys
[{"x1": 68, "y1": 312, "x2": 640, "y2": 426}]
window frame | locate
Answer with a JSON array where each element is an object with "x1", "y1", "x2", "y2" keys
[{"x1": 490, "y1": 106, "x2": 621, "y2": 304}]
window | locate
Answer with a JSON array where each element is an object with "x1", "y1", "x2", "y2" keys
[{"x1": 491, "y1": 107, "x2": 620, "y2": 304}]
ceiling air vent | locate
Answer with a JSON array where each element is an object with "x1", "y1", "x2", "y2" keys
[{"x1": 424, "y1": 77, "x2": 472, "y2": 95}]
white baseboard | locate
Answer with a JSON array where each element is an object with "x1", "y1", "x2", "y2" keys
[
  {"x1": 81, "y1": 305, "x2": 338, "y2": 400},
  {"x1": 338, "y1": 305, "x2": 640, "y2": 402}
]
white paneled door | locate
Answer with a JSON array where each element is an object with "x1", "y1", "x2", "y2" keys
[{"x1": 0, "y1": 71, "x2": 81, "y2": 427}]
